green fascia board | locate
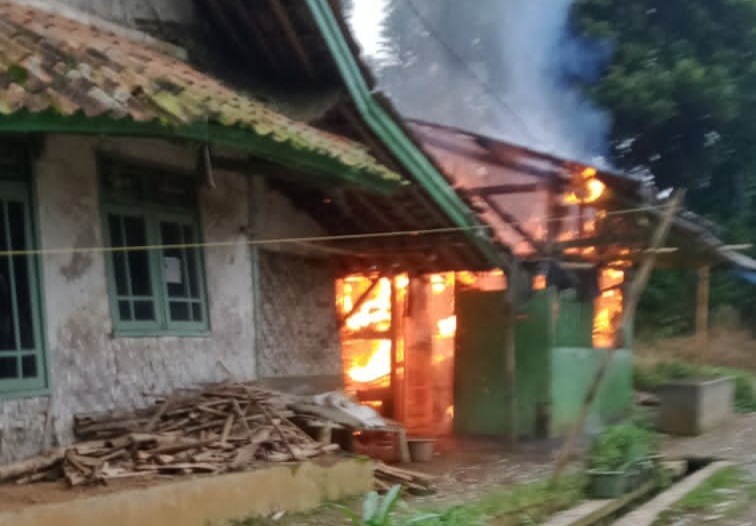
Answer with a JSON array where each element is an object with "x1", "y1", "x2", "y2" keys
[
  {"x1": 0, "y1": 111, "x2": 399, "y2": 195},
  {"x1": 306, "y1": 0, "x2": 503, "y2": 268}
]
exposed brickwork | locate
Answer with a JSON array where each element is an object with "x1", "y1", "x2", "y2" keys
[{"x1": 258, "y1": 250, "x2": 342, "y2": 379}]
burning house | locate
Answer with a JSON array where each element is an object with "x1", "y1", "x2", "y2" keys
[{"x1": 1, "y1": 0, "x2": 754, "y2": 470}]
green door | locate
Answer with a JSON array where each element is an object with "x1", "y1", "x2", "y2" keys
[{"x1": 454, "y1": 290, "x2": 510, "y2": 436}]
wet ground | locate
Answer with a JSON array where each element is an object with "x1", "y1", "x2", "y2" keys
[{"x1": 660, "y1": 413, "x2": 756, "y2": 525}]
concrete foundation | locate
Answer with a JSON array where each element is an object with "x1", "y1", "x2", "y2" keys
[
  {"x1": 0, "y1": 458, "x2": 373, "y2": 526},
  {"x1": 657, "y1": 377, "x2": 735, "y2": 436}
]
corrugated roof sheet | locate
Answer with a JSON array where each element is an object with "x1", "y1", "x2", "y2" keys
[{"x1": 0, "y1": 1, "x2": 401, "y2": 185}]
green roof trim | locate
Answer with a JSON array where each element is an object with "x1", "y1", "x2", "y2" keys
[
  {"x1": 306, "y1": 0, "x2": 503, "y2": 267},
  {"x1": 0, "y1": 2, "x2": 404, "y2": 194},
  {"x1": 0, "y1": 111, "x2": 398, "y2": 193}
]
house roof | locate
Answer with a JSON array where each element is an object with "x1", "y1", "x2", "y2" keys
[
  {"x1": 189, "y1": 0, "x2": 506, "y2": 272},
  {"x1": 0, "y1": 1, "x2": 402, "y2": 192},
  {"x1": 408, "y1": 119, "x2": 756, "y2": 271}
]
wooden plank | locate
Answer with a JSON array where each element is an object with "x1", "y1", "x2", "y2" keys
[
  {"x1": 220, "y1": 414, "x2": 235, "y2": 446},
  {"x1": 267, "y1": 0, "x2": 316, "y2": 78},
  {"x1": 481, "y1": 194, "x2": 544, "y2": 254},
  {"x1": 543, "y1": 481, "x2": 655, "y2": 526},
  {"x1": 463, "y1": 183, "x2": 542, "y2": 196}
]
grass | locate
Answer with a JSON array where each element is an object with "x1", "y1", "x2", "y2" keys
[
  {"x1": 229, "y1": 475, "x2": 586, "y2": 526},
  {"x1": 404, "y1": 474, "x2": 585, "y2": 526},
  {"x1": 633, "y1": 359, "x2": 756, "y2": 412},
  {"x1": 655, "y1": 467, "x2": 756, "y2": 525}
]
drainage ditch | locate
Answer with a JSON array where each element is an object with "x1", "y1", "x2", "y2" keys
[{"x1": 569, "y1": 456, "x2": 717, "y2": 526}]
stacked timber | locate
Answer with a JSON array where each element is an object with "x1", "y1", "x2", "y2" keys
[
  {"x1": 0, "y1": 382, "x2": 437, "y2": 495},
  {"x1": 374, "y1": 462, "x2": 436, "y2": 495},
  {"x1": 0, "y1": 383, "x2": 338, "y2": 487}
]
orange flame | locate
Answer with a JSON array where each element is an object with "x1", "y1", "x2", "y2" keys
[
  {"x1": 347, "y1": 340, "x2": 392, "y2": 384},
  {"x1": 593, "y1": 267, "x2": 625, "y2": 348},
  {"x1": 533, "y1": 274, "x2": 547, "y2": 291},
  {"x1": 430, "y1": 273, "x2": 455, "y2": 294},
  {"x1": 343, "y1": 277, "x2": 392, "y2": 333},
  {"x1": 456, "y1": 271, "x2": 477, "y2": 286},
  {"x1": 564, "y1": 167, "x2": 606, "y2": 205},
  {"x1": 437, "y1": 315, "x2": 457, "y2": 339}
]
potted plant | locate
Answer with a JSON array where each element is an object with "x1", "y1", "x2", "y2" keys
[{"x1": 587, "y1": 424, "x2": 655, "y2": 498}]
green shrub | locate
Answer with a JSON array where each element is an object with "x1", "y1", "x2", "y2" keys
[
  {"x1": 589, "y1": 424, "x2": 656, "y2": 471},
  {"x1": 336, "y1": 486, "x2": 438, "y2": 526}
]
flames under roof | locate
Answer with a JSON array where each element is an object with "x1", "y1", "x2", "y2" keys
[
  {"x1": 408, "y1": 119, "x2": 756, "y2": 272},
  {"x1": 193, "y1": 0, "x2": 756, "y2": 274}
]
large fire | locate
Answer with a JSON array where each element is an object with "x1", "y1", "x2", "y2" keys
[
  {"x1": 337, "y1": 270, "x2": 509, "y2": 434},
  {"x1": 437, "y1": 315, "x2": 457, "y2": 339},
  {"x1": 565, "y1": 167, "x2": 606, "y2": 205},
  {"x1": 342, "y1": 277, "x2": 392, "y2": 333},
  {"x1": 347, "y1": 339, "x2": 392, "y2": 384},
  {"x1": 593, "y1": 267, "x2": 625, "y2": 349}
]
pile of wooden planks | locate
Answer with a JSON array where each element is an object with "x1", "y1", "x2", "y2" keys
[
  {"x1": 0, "y1": 383, "x2": 340, "y2": 487},
  {"x1": 374, "y1": 462, "x2": 436, "y2": 495}
]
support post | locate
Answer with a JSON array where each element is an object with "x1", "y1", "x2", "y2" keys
[
  {"x1": 696, "y1": 264, "x2": 711, "y2": 364},
  {"x1": 505, "y1": 262, "x2": 519, "y2": 444},
  {"x1": 551, "y1": 191, "x2": 684, "y2": 482},
  {"x1": 390, "y1": 276, "x2": 401, "y2": 422}
]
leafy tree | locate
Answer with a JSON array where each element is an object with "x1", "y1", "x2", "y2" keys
[{"x1": 572, "y1": 0, "x2": 756, "y2": 334}]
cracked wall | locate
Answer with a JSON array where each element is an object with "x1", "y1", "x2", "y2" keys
[
  {"x1": 0, "y1": 135, "x2": 345, "y2": 463},
  {"x1": 0, "y1": 135, "x2": 255, "y2": 462}
]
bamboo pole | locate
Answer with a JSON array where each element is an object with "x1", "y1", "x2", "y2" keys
[{"x1": 550, "y1": 191, "x2": 684, "y2": 482}]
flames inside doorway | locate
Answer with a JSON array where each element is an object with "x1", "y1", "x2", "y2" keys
[{"x1": 336, "y1": 271, "x2": 505, "y2": 436}]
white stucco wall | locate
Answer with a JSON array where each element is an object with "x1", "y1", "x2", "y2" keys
[
  {"x1": 0, "y1": 134, "x2": 345, "y2": 463},
  {"x1": 0, "y1": 135, "x2": 255, "y2": 461}
]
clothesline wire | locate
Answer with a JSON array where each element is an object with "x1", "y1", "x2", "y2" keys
[{"x1": 0, "y1": 204, "x2": 663, "y2": 258}]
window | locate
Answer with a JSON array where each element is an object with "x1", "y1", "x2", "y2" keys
[
  {"x1": 0, "y1": 180, "x2": 46, "y2": 394},
  {"x1": 101, "y1": 159, "x2": 209, "y2": 335}
]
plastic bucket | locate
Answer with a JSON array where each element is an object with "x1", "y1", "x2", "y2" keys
[{"x1": 407, "y1": 439, "x2": 435, "y2": 463}]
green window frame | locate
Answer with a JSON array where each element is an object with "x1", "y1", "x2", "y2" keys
[
  {"x1": 100, "y1": 158, "x2": 209, "y2": 337},
  {"x1": 0, "y1": 179, "x2": 47, "y2": 395}
]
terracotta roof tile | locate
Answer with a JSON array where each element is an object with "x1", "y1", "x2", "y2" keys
[{"x1": 0, "y1": 1, "x2": 402, "y2": 185}]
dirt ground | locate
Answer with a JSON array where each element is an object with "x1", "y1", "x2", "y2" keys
[
  {"x1": 0, "y1": 439, "x2": 561, "y2": 521},
  {"x1": 660, "y1": 413, "x2": 756, "y2": 525},
  {"x1": 248, "y1": 438, "x2": 564, "y2": 526}
]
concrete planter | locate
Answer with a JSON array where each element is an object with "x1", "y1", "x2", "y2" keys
[
  {"x1": 657, "y1": 377, "x2": 734, "y2": 436},
  {"x1": 587, "y1": 470, "x2": 628, "y2": 499}
]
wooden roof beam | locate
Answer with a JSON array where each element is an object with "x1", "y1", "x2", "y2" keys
[
  {"x1": 463, "y1": 183, "x2": 543, "y2": 196},
  {"x1": 228, "y1": 2, "x2": 283, "y2": 76},
  {"x1": 268, "y1": 0, "x2": 317, "y2": 79},
  {"x1": 481, "y1": 195, "x2": 544, "y2": 255}
]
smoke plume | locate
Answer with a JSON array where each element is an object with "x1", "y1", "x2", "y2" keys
[{"x1": 347, "y1": 0, "x2": 612, "y2": 167}]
